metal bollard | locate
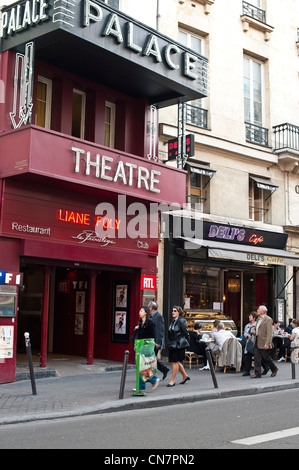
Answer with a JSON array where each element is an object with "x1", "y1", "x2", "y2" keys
[
  {"x1": 205, "y1": 347, "x2": 218, "y2": 389},
  {"x1": 290, "y1": 347, "x2": 298, "y2": 380},
  {"x1": 24, "y1": 332, "x2": 37, "y2": 395},
  {"x1": 119, "y1": 350, "x2": 129, "y2": 399}
]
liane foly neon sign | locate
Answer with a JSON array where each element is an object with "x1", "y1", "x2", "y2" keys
[{"x1": 57, "y1": 209, "x2": 121, "y2": 230}]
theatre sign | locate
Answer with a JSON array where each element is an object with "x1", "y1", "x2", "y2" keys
[{"x1": 0, "y1": 0, "x2": 209, "y2": 107}]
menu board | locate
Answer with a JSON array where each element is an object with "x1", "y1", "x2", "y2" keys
[{"x1": 0, "y1": 325, "x2": 14, "y2": 358}]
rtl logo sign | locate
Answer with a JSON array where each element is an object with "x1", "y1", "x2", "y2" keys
[
  {"x1": 0, "y1": 271, "x2": 23, "y2": 286},
  {"x1": 141, "y1": 275, "x2": 156, "y2": 290}
]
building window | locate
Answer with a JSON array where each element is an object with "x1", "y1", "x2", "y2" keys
[
  {"x1": 72, "y1": 89, "x2": 86, "y2": 139},
  {"x1": 35, "y1": 76, "x2": 52, "y2": 129},
  {"x1": 105, "y1": 101, "x2": 116, "y2": 148},
  {"x1": 249, "y1": 178, "x2": 265, "y2": 222},
  {"x1": 243, "y1": 56, "x2": 268, "y2": 146},
  {"x1": 179, "y1": 29, "x2": 207, "y2": 128},
  {"x1": 188, "y1": 170, "x2": 203, "y2": 210}
]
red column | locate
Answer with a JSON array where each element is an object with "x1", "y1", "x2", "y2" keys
[
  {"x1": 87, "y1": 270, "x2": 96, "y2": 365},
  {"x1": 40, "y1": 267, "x2": 51, "y2": 368}
]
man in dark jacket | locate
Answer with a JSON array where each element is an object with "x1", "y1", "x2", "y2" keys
[
  {"x1": 189, "y1": 323, "x2": 208, "y2": 369},
  {"x1": 148, "y1": 301, "x2": 169, "y2": 380}
]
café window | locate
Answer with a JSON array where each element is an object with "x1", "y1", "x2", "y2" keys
[
  {"x1": 249, "y1": 176, "x2": 278, "y2": 222},
  {"x1": 105, "y1": 101, "x2": 116, "y2": 148},
  {"x1": 184, "y1": 264, "x2": 221, "y2": 310},
  {"x1": 72, "y1": 89, "x2": 86, "y2": 139},
  {"x1": 35, "y1": 76, "x2": 52, "y2": 129}
]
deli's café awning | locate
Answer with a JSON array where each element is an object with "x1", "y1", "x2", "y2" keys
[
  {"x1": 0, "y1": 0, "x2": 209, "y2": 108},
  {"x1": 183, "y1": 237, "x2": 299, "y2": 266},
  {"x1": 181, "y1": 221, "x2": 299, "y2": 266}
]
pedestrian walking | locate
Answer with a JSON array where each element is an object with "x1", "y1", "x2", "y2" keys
[
  {"x1": 167, "y1": 305, "x2": 190, "y2": 387},
  {"x1": 148, "y1": 301, "x2": 170, "y2": 380},
  {"x1": 251, "y1": 305, "x2": 278, "y2": 378},
  {"x1": 132, "y1": 306, "x2": 160, "y2": 392}
]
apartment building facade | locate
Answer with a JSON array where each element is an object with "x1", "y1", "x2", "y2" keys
[{"x1": 152, "y1": 0, "x2": 299, "y2": 333}]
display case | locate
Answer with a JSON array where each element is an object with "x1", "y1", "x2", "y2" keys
[
  {"x1": 0, "y1": 285, "x2": 17, "y2": 317},
  {"x1": 185, "y1": 310, "x2": 237, "y2": 336}
]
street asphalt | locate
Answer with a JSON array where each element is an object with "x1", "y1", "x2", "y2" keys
[{"x1": 0, "y1": 357, "x2": 299, "y2": 426}]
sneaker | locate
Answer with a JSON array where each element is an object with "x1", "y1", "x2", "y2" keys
[
  {"x1": 277, "y1": 357, "x2": 285, "y2": 362},
  {"x1": 152, "y1": 379, "x2": 160, "y2": 391}
]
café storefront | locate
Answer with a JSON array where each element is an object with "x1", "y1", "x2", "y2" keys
[{"x1": 164, "y1": 219, "x2": 299, "y2": 335}]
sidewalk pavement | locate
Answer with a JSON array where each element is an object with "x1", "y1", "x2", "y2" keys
[{"x1": 1, "y1": 356, "x2": 299, "y2": 426}]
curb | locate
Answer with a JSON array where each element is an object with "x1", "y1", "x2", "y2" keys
[{"x1": 1, "y1": 380, "x2": 299, "y2": 426}]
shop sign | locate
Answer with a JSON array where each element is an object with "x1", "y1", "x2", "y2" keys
[
  {"x1": 141, "y1": 275, "x2": 156, "y2": 290},
  {"x1": 0, "y1": 180, "x2": 159, "y2": 256},
  {"x1": 0, "y1": 271, "x2": 23, "y2": 286},
  {"x1": 203, "y1": 221, "x2": 287, "y2": 250},
  {"x1": 168, "y1": 135, "x2": 195, "y2": 161}
]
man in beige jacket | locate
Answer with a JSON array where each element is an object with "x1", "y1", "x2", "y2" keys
[{"x1": 251, "y1": 305, "x2": 278, "y2": 378}]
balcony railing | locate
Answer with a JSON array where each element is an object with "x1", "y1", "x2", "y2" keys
[
  {"x1": 242, "y1": 1, "x2": 266, "y2": 23},
  {"x1": 186, "y1": 104, "x2": 208, "y2": 129},
  {"x1": 273, "y1": 123, "x2": 299, "y2": 153},
  {"x1": 245, "y1": 122, "x2": 269, "y2": 147}
]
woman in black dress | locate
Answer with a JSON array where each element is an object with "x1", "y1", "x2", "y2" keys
[{"x1": 167, "y1": 306, "x2": 190, "y2": 387}]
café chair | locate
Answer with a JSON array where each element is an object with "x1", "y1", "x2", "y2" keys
[
  {"x1": 184, "y1": 351, "x2": 199, "y2": 369},
  {"x1": 214, "y1": 337, "x2": 242, "y2": 373}
]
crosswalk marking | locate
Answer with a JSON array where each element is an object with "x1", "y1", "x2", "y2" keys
[{"x1": 232, "y1": 427, "x2": 299, "y2": 446}]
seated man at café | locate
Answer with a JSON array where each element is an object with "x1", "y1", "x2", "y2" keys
[
  {"x1": 211, "y1": 322, "x2": 235, "y2": 359},
  {"x1": 189, "y1": 323, "x2": 208, "y2": 369}
]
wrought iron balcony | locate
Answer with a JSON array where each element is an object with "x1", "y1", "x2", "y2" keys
[
  {"x1": 245, "y1": 122, "x2": 269, "y2": 147},
  {"x1": 273, "y1": 123, "x2": 299, "y2": 154},
  {"x1": 242, "y1": 1, "x2": 266, "y2": 23},
  {"x1": 186, "y1": 104, "x2": 208, "y2": 129}
]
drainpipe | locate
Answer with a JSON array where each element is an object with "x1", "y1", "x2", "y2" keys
[{"x1": 156, "y1": 0, "x2": 161, "y2": 31}]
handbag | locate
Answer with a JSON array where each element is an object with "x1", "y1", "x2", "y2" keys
[{"x1": 246, "y1": 338, "x2": 254, "y2": 355}]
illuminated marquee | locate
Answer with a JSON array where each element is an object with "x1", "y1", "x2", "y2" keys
[
  {"x1": 83, "y1": 0, "x2": 200, "y2": 80},
  {"x1": 71, "y1": 147, "x2": 161, "y2": 194},
  {"x1": 0, "y1": 0, "x2": 49, "y2": 38}
]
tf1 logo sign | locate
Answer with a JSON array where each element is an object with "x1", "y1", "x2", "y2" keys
[
  {"x1": 141, "y1": 275, "x2": 156, "y2": 290},
  {"x1": 0, "y1": 271, "x2": 23, "y2": 286}
]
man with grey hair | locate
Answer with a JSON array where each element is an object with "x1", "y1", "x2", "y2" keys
[
  {"x1": 148, "y1": 301, "x2": 169, "y2": 380},
  {"x1": 251, "y1": 305, "x2": 278, "y2": 378}
]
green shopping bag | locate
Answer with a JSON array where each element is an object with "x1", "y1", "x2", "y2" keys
[{"x1": 134, "y1": 338, "x2": 157, "y2": 394}]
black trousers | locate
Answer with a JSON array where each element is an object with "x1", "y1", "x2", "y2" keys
[
  {"x1": 155, "y1": 346, "x2": 169, "y2": 374},
  {"x1": 254, "y1": 344, "x2": 277, "y2": 375}
]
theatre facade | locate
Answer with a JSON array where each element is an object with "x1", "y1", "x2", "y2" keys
[{"x1": 0, "y1": 0, "x2": 208, "y2": 382}]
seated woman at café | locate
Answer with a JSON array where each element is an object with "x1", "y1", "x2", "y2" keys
[
  {"x1": 277, "y1": 319, "x2": 299, "y2": 362},
  {"x1": 189, "y1": 323, "x2": 209, "y2": 370},
  {"x1": 271, "y1": 320, "x2": 285, "y2": 359}
]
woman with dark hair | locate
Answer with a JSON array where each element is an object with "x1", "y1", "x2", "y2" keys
[
  {"x1": 133, "y1": 306, "x2": 159, "y2": 392},
  {"x1": 167, "y1": 306, "x2": 190, "y2": 387}
]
